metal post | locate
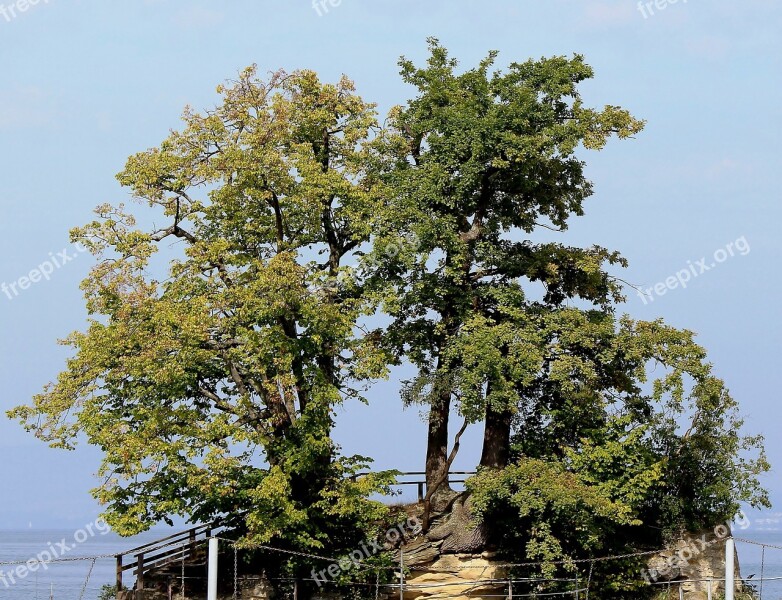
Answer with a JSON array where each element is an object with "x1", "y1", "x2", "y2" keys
[
  {"x1": 679, "y1": 583, "x2": 684, "y2": 600},
  {"x1": 725, "y1": 537, "x2": 735, "y2": 600},
  {"x1": 399, "y1": 547, "x2": 404, "y2": 600},
  {"x1": 508, "y1": 579, "x2": 512, "y2": 600},
  {"x1": 707, "y1": 578, "x2": 713, "y2": 600},
  {"x1": 208, "y1": 537, "x2": 219, "y2": 600}
]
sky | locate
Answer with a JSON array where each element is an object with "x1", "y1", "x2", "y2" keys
[{"x1": 0, "y1": 0, "x2": 780, "y2": 531}]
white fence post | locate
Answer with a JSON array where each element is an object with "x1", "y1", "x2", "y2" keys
[
  {"x1": 725, "y1": 537, "x2": 735, "y2": 600},
  {"x1": 208, "y1": 537, "x2": 219, "y2": 600}
]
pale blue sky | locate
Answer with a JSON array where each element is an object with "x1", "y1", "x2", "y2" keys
[{"x1": 0, "y1": 0, "x2": 780, "y2": 529}]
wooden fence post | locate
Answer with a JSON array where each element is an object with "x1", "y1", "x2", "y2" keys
[{"x1": 136, "y1": 553, "x2": 145, "y2": 591}]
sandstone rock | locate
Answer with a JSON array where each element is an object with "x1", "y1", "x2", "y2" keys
[
  {"x1": 400, "y1": 554, "x2": 507, "y2": 600},
  {"x1": 646, "y1": 528, "x2": 742, "y2": 600}
]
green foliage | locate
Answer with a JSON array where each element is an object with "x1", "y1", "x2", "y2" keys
[
  {"x1": 363, "y1": 40, "x2": 644, "y2": 468},
  {"x1": 7, "y1": 42, "x2": 768, "y2": 596},
  {"x1": 9, "y1": 66, "x2": 393, "y2": 558},
  {"x1": 468, "y1": 458, "x2": 635, "y2": 578},
  {"x1": 97, "y1": 584, "x2": 117, "y2": 600},
  {"x1": 465, "y1": 313, "x2": 769, "y2": 596}
]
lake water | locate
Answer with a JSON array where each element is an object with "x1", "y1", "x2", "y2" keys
[
  {"x1": 2, "y1": 529, "x2": 782, "y2": 599},
  {"x1": 0, "y1": 529, "x2": 166, "y2": 600},
  {"x1": 735, "y1": 532, "x2": 782, "y2": 599}
]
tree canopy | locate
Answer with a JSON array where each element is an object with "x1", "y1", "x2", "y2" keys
[
  {"x1": 10, "y1": 39, "x2": 769, "y2": 596},
  {"x1": 11, "y1": 67, "x2": 395, "y2": 553}
]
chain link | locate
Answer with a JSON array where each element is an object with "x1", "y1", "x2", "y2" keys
[
  {"x1": 77, "y1": 558, "x2": 96, "y2": 600},
  {"x1": 181, "y1": 544, "x2": 186, "y2": 600},
  {"x1": 0, "y1": 554, "x2": 117, "y2": 566},
  {"x1": 585, "y1": 562, "x2": 593, "y2": 600},
  {"x1": 409, "y1": 549, "x2": 662, "y2": 572},
  {"x1": 234, "y1": 543, "x2": 239, "y2": 600},
  {"x1": 734, "y1": 537, "x2": 782, "y2": 551},
  {"x1": 250, "y1": 542, "x2": 662, "y2": 572}
]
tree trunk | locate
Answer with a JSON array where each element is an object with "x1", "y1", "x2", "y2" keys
[
  {"x1": 426, "y1": 386, "x2": 451, "y2": 494},
  {"x1": 479, "y1": 402, "x2": 512, "y2": 468}
]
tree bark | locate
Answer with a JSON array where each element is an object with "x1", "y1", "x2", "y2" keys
[
  {"x1": 422, "y1": 418, "x2": 469, "y2": 532},
  {"x1": 426, "y1": 384, "x2": 452, "y2": 493},
  {"x1": 479, "y1": 402, "x2": 512, "y2": 468}
]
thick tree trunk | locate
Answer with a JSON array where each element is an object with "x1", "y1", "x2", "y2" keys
[
  {"x1": 479, "y1": 402, "x2": 512, "y2": 468},
  {"x1": 426, "y1": 386, "x2": 451, "y2": 493}
]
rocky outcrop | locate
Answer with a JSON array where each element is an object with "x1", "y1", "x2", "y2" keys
[
  {"x1": 645, "y1": 528, "x2": 742, "y2": 600},
  {"x1": 397, "y1": 500, "x2": 506, "y2": 600},
  {"x1": 425, "y1": 495, "x2": 487, "y2": 554},
  {"x1": 400, "y1": 554, "x2": 508, "y2": 600}
]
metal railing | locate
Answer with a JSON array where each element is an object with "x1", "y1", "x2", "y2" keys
[
  {"x1": 114, "y1": 470, "x2": 478, "y2": 591},
  {"x1": 388, "y1": 471, "x2": 477, "y2": 502},
  {"x1": 115, "y1": 522, "x2": 223, "y2": 591}
]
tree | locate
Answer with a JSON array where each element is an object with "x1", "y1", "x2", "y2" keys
[
  {"x1": 366, "y1": 39, "x2": 768, "y2": 595},
  {"x1": 367, "y1": 39, "x2": 643, "y2": 496},
  {"x1": 10, "y1": 67, "x2": 394, "y2": 555}
]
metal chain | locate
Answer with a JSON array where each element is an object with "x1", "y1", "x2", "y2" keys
[
  {"x1": 584, "y1": 561, "x2": 593, "y2": 600},
  {"x1": 251, "y1": 543, "x2": 662, "y2": 571},
  {"x1": 181, "y1": 544, "x2": 186, "y2": 600},
  {"x1": 77, "y1": 558, "x2": 96, "y2": 600},
  {"x1": 410, "y1": 548, "x2": 661, "y2": 571},
  {"x1": 0, "y1": 554, "x2": 117, "y2": 566},
  {"x1": 234, "y1": 543, "x2": 239, "y2": 600},
  {"x1": 735, "y1": 537, "x2": 782, "y2": 551}
]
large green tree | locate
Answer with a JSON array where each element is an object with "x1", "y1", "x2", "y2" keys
[
  {"x1": 10, "y1": 67, "x2": 394, "y2": 552},
  {"x1": 365, "y1": 39, "x2": 767, "y2": 549},
  {"x1": 367, "y1": 40, "x2": 644, "y2": 492}
]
